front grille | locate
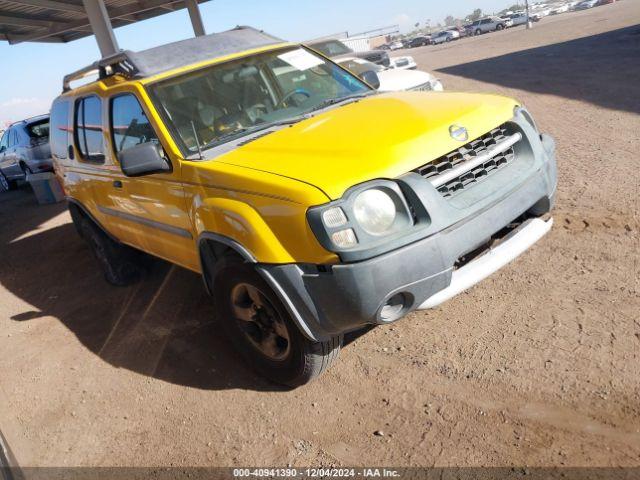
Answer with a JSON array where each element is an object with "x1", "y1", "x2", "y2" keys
[
  {"x1": 414, "y1": 124, "x2": 519, "y2": 199},
  {"x1": 411, "y1": 82, "x2": 433, "y2": 92}
]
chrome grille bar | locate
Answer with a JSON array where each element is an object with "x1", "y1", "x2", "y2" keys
[{"x1": 430, "y1": 132, "x2": 522, "y2": 188}]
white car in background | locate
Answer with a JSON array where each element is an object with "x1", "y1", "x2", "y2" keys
[
  {"x1": 336, "y1": 57, "x2": 443, "y2": 92},
  {"x1": 508, "y1": 12, "x2": 529, "y2": 26},
  {"x1": 389, "y1": 55, "x2": 417, "y2": 70},
  {"x1": 550, "y1": 4, "x2": 570, "y2": 14}
]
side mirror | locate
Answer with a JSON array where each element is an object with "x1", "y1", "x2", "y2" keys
[
  {"x1": 359, "y1": 70, "x2": 381, "y2": 90},
  {"x1": 119, "y1": 142, "x2": 170, "y2": 177}
]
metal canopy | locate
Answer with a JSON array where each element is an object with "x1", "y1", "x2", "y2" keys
[{"x1": 0, "y1": 0, "x2": 211, "y2": 46}]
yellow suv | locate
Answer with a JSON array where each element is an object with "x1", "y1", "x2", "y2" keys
[{"x1": 51, "y1": 27, "x2": 557, "y2": 386}]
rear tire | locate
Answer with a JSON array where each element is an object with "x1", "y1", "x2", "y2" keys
[
  {"x1": 73, "y1": 211, "x2": 143, "y2": 286},
  {"x1": 475, "y1": 29, "x2": 482, "y2": 36},
  {"x1": 212, "y1": 257, "x2": 342, "y2": 387},
  {"x1": 497, "y1": 24, "x2": 504, "y2": 30}
]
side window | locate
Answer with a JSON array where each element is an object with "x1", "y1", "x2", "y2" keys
[
  {"x1": 7, "y1": 128, "x2": 16, "y2": 148},
  {"x1": 0, "y1": 130, "x2": 8, "y2": 151},
  {"x1": 110, "y1": 94, "x2": 159, "y2": 155},
  {"x1": 75, "y1": 96, "x2": 104, "y2": 162},
  {"x1": 50, "y1": 101, "x2": 70, "y2": 160}
]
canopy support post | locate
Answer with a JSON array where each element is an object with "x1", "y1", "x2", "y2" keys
[
  {"x1": 82, "y1": 0, "x2": 119, "y2": 57},
  {"x1": 185, "y1": 0, "x2": 206, "y2": 37}
]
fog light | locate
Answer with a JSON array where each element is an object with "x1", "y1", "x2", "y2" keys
[
  {"x1": 379, "y1": 293, "x2": 408, "y2": 322},
  {"x1": 331, "y1": 228, "x2": 357, "y2": 248}
]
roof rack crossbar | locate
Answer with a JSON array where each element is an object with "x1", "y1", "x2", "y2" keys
[{"x1": 62, "y1": 50, "x2": 140, "y2": 92}]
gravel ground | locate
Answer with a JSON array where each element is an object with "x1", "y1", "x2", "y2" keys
[{"x1": 0, "y1": 1, "x2": 638, "y2": 470}]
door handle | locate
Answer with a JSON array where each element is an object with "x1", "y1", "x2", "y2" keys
[
  {"x1": 67, "y1": 145, "x2": 75, "y2": 160},
  {"x1": 113, "y1": 180, "x2": 123, "y2": 189}
]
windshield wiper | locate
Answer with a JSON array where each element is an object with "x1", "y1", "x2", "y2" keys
[{"x1": 309, "y1": 91, "x2": 375, "y2": 113}]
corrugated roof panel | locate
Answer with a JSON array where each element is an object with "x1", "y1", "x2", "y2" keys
[{"x1": 0, "y1": 0, "x2": 211, "y2": 44}]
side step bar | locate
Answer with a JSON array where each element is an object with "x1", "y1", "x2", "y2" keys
[{"x1": 418, "y1": 217, "x2": 553, "y2": 309}]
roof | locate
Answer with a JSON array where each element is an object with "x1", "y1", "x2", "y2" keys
[
  {"x1": 62, "y1": 26, "x2": 284, "y2": 90},
  {"x1": 0, "y1": 0, "x2": 211, "y2": 44}
]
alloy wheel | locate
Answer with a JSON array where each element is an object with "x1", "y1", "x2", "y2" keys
[{"x1": 230, "y1": 283, "x2": 291, "y2": 361}]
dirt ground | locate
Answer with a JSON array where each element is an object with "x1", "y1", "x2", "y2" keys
[{"x1": 1, "y1": 1, "x2": 639, "y2": 471}]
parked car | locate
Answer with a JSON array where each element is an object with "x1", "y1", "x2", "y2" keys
[
  {"x1": 499, "y1": 16, "x2": 515, "y2": 27},
  {"x1": 309, "y1": 38, "x2": 416, "y2": 73},
  {"x1": 449, "y1": 26, "x2": 469, "y2": 38},
  {"x1": 389, "y1": 56, "x2": 417, "y2": 70},
  {"x1": 445, "y1": 29, "x2": 461, "y2": 39},
  {"x1": 465, "y1": 17, "x2": 507, "y2": 35},
  {"x1": 53, "y1": 26, "x2": 556, "y2": 386},
  {"x1": 408, "y1": 36, "x2": 431, "y2": 48},
  {"x1": 550, "y1": 4, "x2": 570, "y2": 14},
  {"x1": 575, "y1": 0, "x2": 599, "y2": 8},
  {"x1": 336, "y1": 57, "x2": 443, "y2": 92},
  {"x1": 0, "y1": 115, "x2": 52, "y2": 191},
  {"x1": 508, "y1": 12, "x2": 529, "y2": 26},
  {"x1": 308, "y1": 38, "x2": 390, "y2": 67},
  {"x1": 431, "y1": 31, "x2": 456, "y2": 44}
]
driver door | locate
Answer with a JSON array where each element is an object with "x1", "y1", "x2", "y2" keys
[{"x1": 107, "y1": 91, "x2": 199, "y2": 272}]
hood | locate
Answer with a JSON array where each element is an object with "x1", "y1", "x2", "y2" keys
[
  {"x1": 215, "y1": 91, "x2": 518, "y2": 200},
  {"x1": 377, "y1": 69, "x2": 435, "y2": 92}
]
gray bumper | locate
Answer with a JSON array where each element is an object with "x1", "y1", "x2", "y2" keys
[{"x1": 260, "y1": 128, "x2": 558, "y2": 342}]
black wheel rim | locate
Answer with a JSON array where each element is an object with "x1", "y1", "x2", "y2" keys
[{"x1": 230, "y1": 283, "x2": 291, "y2": 361}]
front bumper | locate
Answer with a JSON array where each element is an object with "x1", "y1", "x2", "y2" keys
[{"x1": 260, "y1": 127, "x2": 558, "y2": 342}]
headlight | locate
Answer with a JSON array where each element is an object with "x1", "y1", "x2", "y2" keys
[
  {"x1": 514, "y1": 106, "x2": 538, "y2": 132},
  {"x1": 353, "y1": 188, "x2": 397, "y2": 236},
  {"x1": 307, "y1": 180, "x2": 422, "y2": 260}
]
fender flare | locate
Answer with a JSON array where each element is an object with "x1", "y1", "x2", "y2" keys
[{"x1": 196, "y1": 231, "x2": 320, "y2": 342}]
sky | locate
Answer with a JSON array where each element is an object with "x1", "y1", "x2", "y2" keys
[{"x1": 0, "y1": 0, "x2": 515, "y2": 126}]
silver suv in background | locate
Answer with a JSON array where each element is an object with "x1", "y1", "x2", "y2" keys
[
  {"x1": 0, "y1": 115, "x2": 52, "y2": 191},
  {"x1": 308, "y1": 39, "x2": 390, "y2": 68},
  {"x1": 466, "y1": 16, "x2": 507, "y2": 35}
]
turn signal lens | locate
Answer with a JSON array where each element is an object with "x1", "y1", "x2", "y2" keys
[
  {"x1": 331, "y1": 228, "x2": 358, "y2": 248},
  {"x1": 322, "y1": 207, "x2": 347, "y2": 228}
]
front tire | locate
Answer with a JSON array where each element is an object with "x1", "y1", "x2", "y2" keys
[
  {"x1": 213, "y1": 258, "x2": 342, "y2": 387},
  {"x1": 475, "y1": 29, "x2": 482, "y2": 36}
]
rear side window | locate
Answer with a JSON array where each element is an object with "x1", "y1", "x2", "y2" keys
[
  {"x1": 7, "y1": 128, "x2": 16, "y2": 148},
  {"x1": 27, "y1": 119, "x2": 49, "y2": 139},
  {"x1": 110, "y1": 94, "x2": 159, "y2": 154},
  {"x1": 50, "y1": 101, "x2": 70, "y2": 160},
  {"x1": 75, "y1": 96, "x2": 104, "y2": 162}
]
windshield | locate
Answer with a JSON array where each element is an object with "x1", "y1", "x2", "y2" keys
[{"x1": 149, "y1": 46, "x2": 370, "y2": 155}]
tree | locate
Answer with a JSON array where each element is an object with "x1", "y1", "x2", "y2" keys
[
  {"x1": 444, "y1": 15, "x2": 456, "y2": 26},
  {"x1": 469, "y1": 8, "x2": 483, "y2": 21}
]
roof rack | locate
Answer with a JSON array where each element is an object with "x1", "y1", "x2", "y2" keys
[
  {"x1": 61, "y1": 26, "x2": 284, "y2": 93},
  {"x1": 62, "y1": 50, "x2": 140, "y2": 92}
]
